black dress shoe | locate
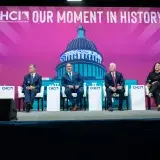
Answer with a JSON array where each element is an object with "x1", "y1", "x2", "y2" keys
[
  {"x1": 118, "y1": 107, "x2": 124, "y2": 111},
  {"x1": 26, "y1": 103, "x2": 32, "y2": 112},
  {"x1": 157, "y1": 107, "x2": 160, "y2": 111},
  {"x1": 15, "y1": 117, "x2": 18, "y2": 120},
  {"x1": 118, "y1": 108, "x2": 124, "y2": 111},
  {"x1": 108, "y1": 107, "x2": 113, "y2": 111}
]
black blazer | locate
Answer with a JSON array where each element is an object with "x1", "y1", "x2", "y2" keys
[
  {"x1": 23, "y1": 73, "x2": 42, "y2": 92},
  {"x1": 105, "y1": 71, "x2": 125, "y2": 89},
  {"x1": 146, "y1": 72, "x2": 160, "y2": 84},
  {"x1": 61, "y1": 72, "x2": 84, "y2": 88}
]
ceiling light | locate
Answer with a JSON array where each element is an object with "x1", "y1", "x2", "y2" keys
[{"x1": 67, "y1": 0, "x2": 82, "y2": 2}]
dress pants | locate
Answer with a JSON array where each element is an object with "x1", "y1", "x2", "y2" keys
[
  {"x1": 150, "y1": 82, "x2": 160, "y2": 106},
  {"x1": 24, "y1": 89, "x2": 38, "y2": 104},
  {"x1": 65, "y1": 87, "x2": 84, "y2": 106},
  {"x1": 106, "y1": 88, "x2": 125, "y2": 109}
]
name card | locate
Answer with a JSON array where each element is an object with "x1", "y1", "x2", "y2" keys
[
  {"x1": 88, "y1": 86, "x2": 102, "y2": 111},
  {"x1": 47, "y1": 86, "x2": 60, "y2": 111},
  {"x1": 0, "y1": 86, "x2": 15, "y2": 99},
  {"x1": 130, "y1": 85, "x2": 145, "y2": 110}
]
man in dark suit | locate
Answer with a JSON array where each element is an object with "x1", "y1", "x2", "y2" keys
[
  {"x1": 23, "y1": 64, "x2": 42, "y2": 112},
  {"x1": 105, "y1": 63, "x2": 125, "y2": 111},
  {"x1": 62, "y1": 63, "x2": 84, "y2": 111}
]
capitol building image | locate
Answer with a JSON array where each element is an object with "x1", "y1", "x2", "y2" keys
[
  {"x1": 38, "y1": 25, "x2": 107, "y2": 109},
  {"x1": 34, "y1": 26, "x2": 137, "y2": 110},
  {"x1": 55, "y1": 25, "x2": 107, "y2": 80}
]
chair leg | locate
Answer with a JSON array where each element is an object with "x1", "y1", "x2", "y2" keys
[
  {"x1": 67, "y1": 98, "x2": 69, "y2": 111},
  {"x1": 38, "y1": 99, "x2": 40, "y2": 111},
  {"x1": 105, "y1": 97, "x2": 107, "y2": 110},
  {"x1": 84, "y1": 97, "x2": 86, "y2": 110},
  {"x1": 41, "y1": 98, "x2": 44, "y2": 111},
  {"x1": 62, "y1": 98, "x2": 65, "y2": 111},
  {"x1": 60, "y1": 97, "x2": 62, "y2": 110},
  {"x1": 126, "y1": 97, "x2": 129, "y2": 110},
  {"x1": 23, "y1": 98, "x2": 25, "y2": 111},
  {"x1": 147, "y1": 96, "x2": 151, "y2": 110},
  {"x1": 18, "y1": 99, "x2": 21, "y2": 112},
  {"x1": 80, "y1": 99, "x2": 82, "y2": 110}
]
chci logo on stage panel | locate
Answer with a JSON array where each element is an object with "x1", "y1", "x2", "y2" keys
[
  {"x1": 133, "y1": 86, "x2": 144, "y2": 89},
  {"x1": 1, "y1": 87, "x2": 13, "y2": 90},
  {"x1": 90, "y1": 86, "x2": 101, "y2": 90},
  {"x1": 49, "y1": 87, "x2": 59, "y2": 90},
  {"x1": 0, "y1": 11, "x2": 29, "y2": 23}
]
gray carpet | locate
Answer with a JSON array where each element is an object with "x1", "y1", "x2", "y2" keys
[{"x1": 17, "y1": 110, "x2": 160, "y2": 121}]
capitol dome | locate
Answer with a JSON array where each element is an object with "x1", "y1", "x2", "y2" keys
[
  {"x1": 66, "y1": 26, "x2": 97, "y2": 52},
  {"x1": 56, "y1": 25, "x2": 107, "y2": 80}
]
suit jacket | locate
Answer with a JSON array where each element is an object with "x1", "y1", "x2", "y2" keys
[
  {"x1": 61, "y1": 72, "x2": 84, "y2": 88},
  {"x1": 105, "y1": 71, "x2": 125, "y2": 89},
  {"x1": 23, "y1": 73, "x2": 42, "y2": 92},
  {"x1": 146, "y1": 72, "x2": 160, "y2": 84}
]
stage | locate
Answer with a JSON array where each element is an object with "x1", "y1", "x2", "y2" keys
[
  {"x1": 1, "y1": 110, "x2": 160, "y2": 159},
  {"x1": 16, "y1": 110, "x2": 160, "y2": 122}
]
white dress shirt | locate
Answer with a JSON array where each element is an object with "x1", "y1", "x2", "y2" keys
[
  {"x1": 31, "y1": 73, "x2": 36, "y2": 78},
  {"x1": 111, "y1": 72, "x2": 116, "y2": 78},
  {"x1": 109, "y1": 72, "x2": 116, "y2": 89},
  {"x1": 68, "y1": 72, "x2": 72, "y2": 77}
]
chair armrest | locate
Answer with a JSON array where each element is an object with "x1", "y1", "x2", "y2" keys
[
  {"x1": 62, "y1": 86, "x2": 66, "y2": 97},
  {"x1": 103, "y1": 85, "x2": 106, "y2": 97},
  {"x1": 145, "y1": 85, "x2": 150, "y2": 96},
  {"x1": 35, "y1": 86, "x2": 44, "y2": 98},
  {"x1": 18, "y1": 86, "x2": 24, "y2": 98},
  {"x1": 83, "y1": 85, "x2": 87, "y2": 97},
  {"x1": 124, "y1": 85, "x2": 128, "y2": 97}
]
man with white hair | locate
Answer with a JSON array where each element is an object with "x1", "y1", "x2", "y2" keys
[{"x1": 105, "y1": 63, "x2": 125, "y2": 111}]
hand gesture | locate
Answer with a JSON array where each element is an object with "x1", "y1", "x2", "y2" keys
[
  {"x1": 68, "y1": 85, "x2": 74, "y2": 89},
  {"x1": 117, "y1": 86, "x2": 122, "y2": 90},
  {"x1": 75, "y1": 85, "x2": 79, "y2": 89},
  {"x1": 30, "y1": 86, "x2": 35, "y2": 90},
  {"x1": 110, "y1": 87, "x2": 116, "y2": 92}
]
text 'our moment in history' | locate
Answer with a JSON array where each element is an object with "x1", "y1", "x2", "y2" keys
[{"x1": 0, "y1": 10, "x2": 160, "y2": 23}]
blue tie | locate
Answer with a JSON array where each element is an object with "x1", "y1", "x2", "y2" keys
[
  {"x1": 31, "y1": 74, "x2": 34, "y2": 83},
  {"x1": 69, "y1": 73, "x2": 72, "y2": 81}
]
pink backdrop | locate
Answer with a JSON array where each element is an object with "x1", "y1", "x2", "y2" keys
[{"x1": 0, "y1": 7, "x2": 160, "y2": 86}]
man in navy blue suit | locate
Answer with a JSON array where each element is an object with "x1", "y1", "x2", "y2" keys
[
  {"x1": 62, "y1": 63, "x2": 84, "y2": 111},
  {"x1": 23, "y1": 64, "x2": 42, "y2": 112},
  {"x1": 105, "y1": 63, "x2": 125, "y2": 111}
]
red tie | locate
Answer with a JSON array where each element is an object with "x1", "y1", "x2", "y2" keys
[{"x1": 112, "y1": 72, "x2": 116, "y2": 87}]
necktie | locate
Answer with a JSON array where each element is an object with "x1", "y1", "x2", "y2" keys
[
  {"x1": 69, "y1": 73, "x2": 72, "y2": 81},
  {"x1": 112, "y1": 72, "x2": 116, "y2": 87},
  {"x1": 31, "y1": 74, "x2": 34, "y2": 83}
]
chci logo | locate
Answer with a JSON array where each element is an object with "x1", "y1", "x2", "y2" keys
[
  {"x1": 1, "y1": 87, "x2": 13, "y2": 90},
  {"x1": 133, "y1": 86, "x2": 143, "y2": 89},
  {"x1": 90, "y1": 86, "x2": 100, "y2": 90},
  {"x1": 49, "y1": 86, "x2": 59, "y2": 90}
]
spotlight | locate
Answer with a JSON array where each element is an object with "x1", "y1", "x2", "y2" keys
[{"x1": 67, "y1": 0, "x2": 82, "y2": 1}]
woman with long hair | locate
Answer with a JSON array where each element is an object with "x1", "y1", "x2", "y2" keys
[{"x1": 146, "y1": 62, "x2": 160, "y2": 111}]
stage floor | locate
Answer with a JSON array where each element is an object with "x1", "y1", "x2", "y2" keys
[{"x1": 17, "y1": 110, "x2": 160, "y2": 121}]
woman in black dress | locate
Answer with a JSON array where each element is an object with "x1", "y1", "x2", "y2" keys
[{"x1": 146, "y1": 62, "x2": 160, "y2": 111}]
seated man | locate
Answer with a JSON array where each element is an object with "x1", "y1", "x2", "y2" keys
[
  {"x1": 23, "y1": 64, "x2": 42, "y2": 112},
  {"x1": 62, "y1": 63, "x2": 84, "y2": 111},
  {"x1": 146, "y1": 62, "x2": 160, "y2": 111},
  {"x1": 105, "y1": 63, "x2": 125, "y2": 111}
]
